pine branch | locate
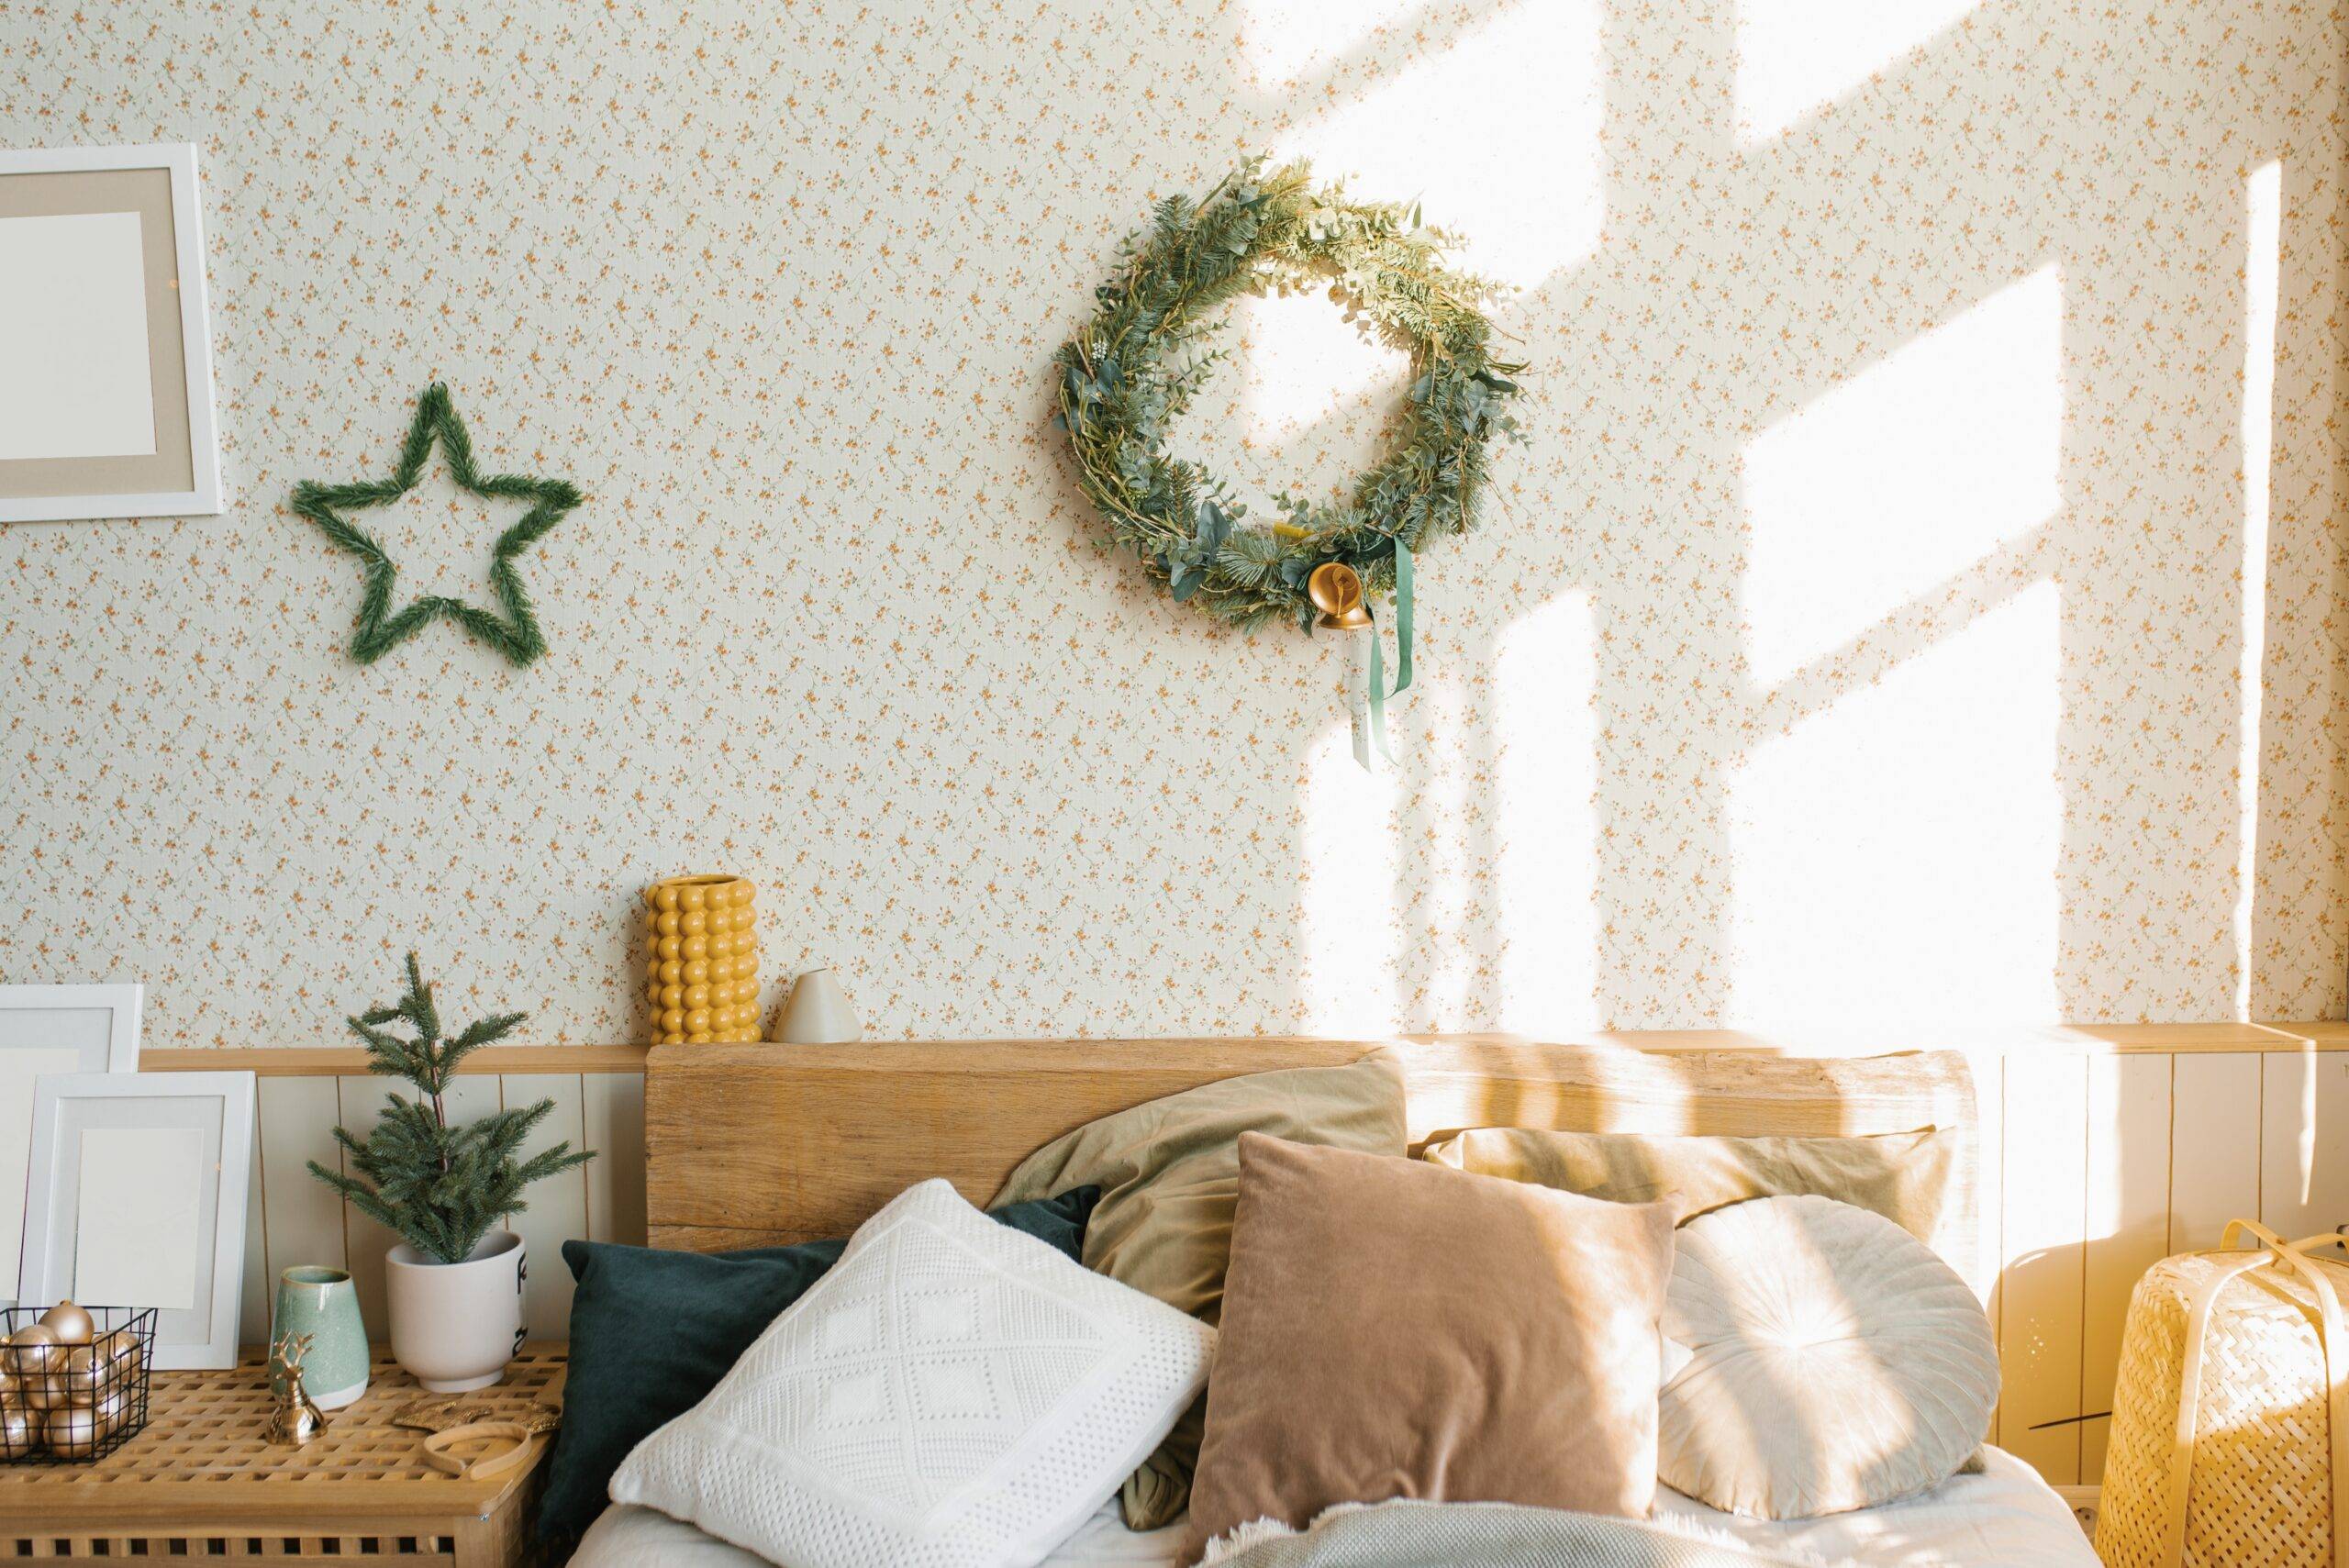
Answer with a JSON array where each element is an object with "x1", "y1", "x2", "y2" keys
[{"x1": 312, "y1": 954, "x2": 596, "y2": 1263}]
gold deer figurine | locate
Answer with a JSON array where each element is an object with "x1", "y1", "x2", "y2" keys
[{"x1": 264, "y1": 1331, "x2": 329, "y2": 1448}]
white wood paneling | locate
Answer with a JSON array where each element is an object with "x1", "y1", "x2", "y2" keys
[
  {"x1": 502, "y1": 1072, "x2": 589, "y2": 1340},
  {"x1": 1998, "y1": 1053, "x2": 2088, "y2": 1485},
  {"x1": 254, "y1": 1076, "x2": 346, "y2": 1299},
  {"x1": 2079, "y1": 1053, "x2": 2170, "y2": 1481},
  {"x1": 584, "y1": 1070, "x2": 647, "y2": 1247},
  {"x1": 238, "y1": 1110, "x2": 270, "y2": 1350},
  {"x1": 2260, "y1": 1051, "x2": 2349, "y2": 1240},
  {"x1": 2170, "y1": 1053, "x2": 2263, "y2": 1251},
  {"x1": 335, "y1": 1074, "x2": 404, "y2": 1340}
]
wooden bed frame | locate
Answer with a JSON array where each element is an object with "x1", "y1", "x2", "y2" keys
[{"x1": 643, "y1": 1036, "x2": 1980, "y2": 1283}]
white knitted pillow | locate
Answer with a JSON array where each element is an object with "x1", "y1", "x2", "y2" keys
[
  {"x1": 609, "y1": 1178, "x2": 1215, "y2": 1568},
  {"x1": 1659, "y1": 1194, "x2": 1998, "y2": 1520}
]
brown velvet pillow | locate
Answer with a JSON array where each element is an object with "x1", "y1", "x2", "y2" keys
[
  {"x1": 1183, "y1": 1133, "x2": 1678, "y2": 1559},
  {"x1": 989, "y1": 1051, "x2": 1409, "y2": 1530}
]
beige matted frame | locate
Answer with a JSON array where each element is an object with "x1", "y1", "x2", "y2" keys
[{"x1": 0, "y1": 143, "x2": 222, "y2": 523}]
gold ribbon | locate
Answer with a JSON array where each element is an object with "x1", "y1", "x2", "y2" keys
[{"x1": 2163, "y1": 1219, "x2": 2349, "y2": 1568}]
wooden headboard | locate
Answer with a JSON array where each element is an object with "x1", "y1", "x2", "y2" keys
[{"x1": 644, "y1": 1036, "x2": 1980, "y2": 1282}]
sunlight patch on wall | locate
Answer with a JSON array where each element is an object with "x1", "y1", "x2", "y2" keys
[
  {"x1": 1729, "y1": 584, "x2": 2062, "y2": 1026},
  {"x1": 1297, "y1": 717, "x2": 1399, "y2": 1035},
  {"x1": 1742, "y1": 266, "x2": 2062, "y2": 686},
  {"x1": 1736, "y1": 0, "x2": 1985, "y2": 141},
  {"x1": 1240, "y1": 0, "x2": 1420, "y2": 87},
  {"x1": 1239, "y1": 290, "x2": 1412, "y2": 440},
  {"x1": 1269, "y1": 0, "x2": 1602, "y2": 288},
  {"x1": 1162, "y1": 291, "x2": 1412, "y2": 518},
  {"x1": 1497, "y1": 591, "x2": 1599, "y2": 1033},
  {"x1": 2234, "y1": 161, "x2": 2281, "y2": 1023}
]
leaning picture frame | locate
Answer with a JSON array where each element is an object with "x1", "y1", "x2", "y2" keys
[
  {"x1": 19, "y1": 1071, "x2": 254, "y2": 1371},
  {"x1": 0, "y1": 984, "x2": 141, "y2": 1307},
  {"x1": 0, "y1": 142, "x2": 223, "y2": 524}
]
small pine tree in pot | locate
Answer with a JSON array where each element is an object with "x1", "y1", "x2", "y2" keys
[{"x1": 310, "y1": 954, "x2": 594, "y2": 1391}]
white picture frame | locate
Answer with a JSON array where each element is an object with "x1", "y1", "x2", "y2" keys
[
  {"x1": 0, "y1": 984, "x2": 140, "y2": 1306},
  {"x1": 0, "y1": 143, "x2": 222, "y2": 523},
  {"x1": 19, "y1": 1071, "x2": 253, "y2": 1370}
]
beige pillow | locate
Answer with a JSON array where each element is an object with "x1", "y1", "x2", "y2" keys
[
  {"x1": 1421, "y1": 1124, "x2": 1959, "y2": 1255},
  {"x1": 990, "y1": 1051, "x2": 1408, "y2": 1530},
  {"x1": 1660, "y1": 1194, "x2": 1998, "y2": 1518},
  {"x1": 1183, "y1": 1133, "x2": 1677, "y2": 1561}
]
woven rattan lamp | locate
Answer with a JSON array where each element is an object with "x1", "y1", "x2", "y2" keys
[{"x1": 2096, "y1": 1221, "x2": 2349, "y2": 1568}]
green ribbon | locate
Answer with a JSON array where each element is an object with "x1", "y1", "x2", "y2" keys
[
  {"x1": 1392, "y1": 536, "x2": 1414, "y2": 696},
  {"x1": 1363, "y1": 539, "x2": 1415, "y2": 767}
]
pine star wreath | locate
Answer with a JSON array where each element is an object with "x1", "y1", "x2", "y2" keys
[
  {"x1": 1053, "y1": 158, "x2": 1523, "y2": 634},
  {"x1": 294, "y1": 383, "x2": 580, "y2": 667}
]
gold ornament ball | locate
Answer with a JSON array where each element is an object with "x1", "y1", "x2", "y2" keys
[
  {"x1": 44, "y1": 1404, "x2": 98, "y2": 1459},
  {"x1": 0, "y1": 1405, "x2": 36, "y2": 1459},
  {"x1": 61, "y1": 1346, "x2": 98, "y2": 1407},
  {"x1": 38, "y1": 1301, "x2": 94, "y2": 1347},
  {"x1": 8, "y1": 1324, "x2": 59, "y2": 1379},
  {"x1": 19, "y1": 1371, "x2": 64, "y2": 1412},
  {"x1": 88, "y1": 1385, "x2": 130, "y2": 1436}
]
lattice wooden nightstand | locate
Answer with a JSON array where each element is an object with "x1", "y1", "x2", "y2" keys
[{"x1": 0, "y1": 1344, "x2": 564, "y2": 1567}]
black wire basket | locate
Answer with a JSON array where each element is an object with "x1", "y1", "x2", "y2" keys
[{"x1": 0, "y1": 1305, "x2": 156, "y2": 1463}]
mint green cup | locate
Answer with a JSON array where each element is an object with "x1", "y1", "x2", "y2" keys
[{"x1": 270, "y1": 1265, "x2": 370, "y2": 1409}]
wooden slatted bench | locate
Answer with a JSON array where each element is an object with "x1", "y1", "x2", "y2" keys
[{"x1": 0, "y1": 1345, "x2": 563, "y2": 1568}]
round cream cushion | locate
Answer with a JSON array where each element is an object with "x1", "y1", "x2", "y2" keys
[{"x1": 1658, "y1": 1194, "x2": 1998, "y2": 1520}]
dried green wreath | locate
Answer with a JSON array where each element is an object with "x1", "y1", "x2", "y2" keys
[{"x1": 1053, "y1": 158, "x2": 1523, "y2": 698}]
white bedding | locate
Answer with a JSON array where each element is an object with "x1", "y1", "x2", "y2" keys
[{"x1": 571, "y1": 1446, "x2": 2098, "y2": 1568}]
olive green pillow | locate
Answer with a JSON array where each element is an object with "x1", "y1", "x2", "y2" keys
[
  {"x1": 1420, "y1": 1124, "x2": 1961, "y2": 1258},
  {"x1": 990, "y1": 1049, "x2": 1408, "y2": 1530}
]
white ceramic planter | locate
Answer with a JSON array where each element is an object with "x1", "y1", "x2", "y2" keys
[{"x1": 384, "y1": 1229, "x2": 525, "y2": 1393}]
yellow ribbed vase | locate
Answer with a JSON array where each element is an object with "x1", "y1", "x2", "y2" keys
[{"x1": 641, "y1": 874, "x2": 761, "y2": 1044}]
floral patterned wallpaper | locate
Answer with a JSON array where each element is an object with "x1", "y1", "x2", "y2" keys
[{"x1": 1, "y1": 0, "x2": 2342, "y2": 1046}]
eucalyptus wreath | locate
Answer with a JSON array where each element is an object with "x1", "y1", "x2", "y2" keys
[{"x1": 1053, "y1": 158, "x2": 1524, "y2": 633}]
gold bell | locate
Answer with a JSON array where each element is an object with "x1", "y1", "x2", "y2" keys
[{"x1": 1307, "y1": 562, "x2": 1373, "y2": 631}]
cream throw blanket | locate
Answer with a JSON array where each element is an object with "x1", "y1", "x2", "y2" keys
[{"x1": 1198, "y1": 1500, "x2": 1857, "y2": 1568}]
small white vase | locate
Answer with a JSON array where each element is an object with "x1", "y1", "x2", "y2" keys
[
  {"x1": 773, "y1": 967, "x2": 862, "y2": 1044},
  {"x1": 384, "y1": 1230, "x2": 525, "y2": 1393}
]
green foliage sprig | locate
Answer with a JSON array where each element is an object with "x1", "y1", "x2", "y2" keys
[
  {"x1": 1053, "y1": 158, "x2": 1525, "y2": 631},
  {"x1": 309, "y1": 953, "x2": 595, "y2": 1266}
]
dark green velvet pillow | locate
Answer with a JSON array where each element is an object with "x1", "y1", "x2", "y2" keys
[{"x1": 539, "y1": 1185, "x2": 1100, "y2": 1543}]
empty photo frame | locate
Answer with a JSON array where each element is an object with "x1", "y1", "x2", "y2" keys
[
  {"x1": 0, "y1": 143, "x2": 221, "y2": 523},
  {"x1": 0, "y1": 984, "x2": 140, "y2": 1306},
  {"x1": 20, "y1": 1071, "x2": 253, "y2": 1370}
]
